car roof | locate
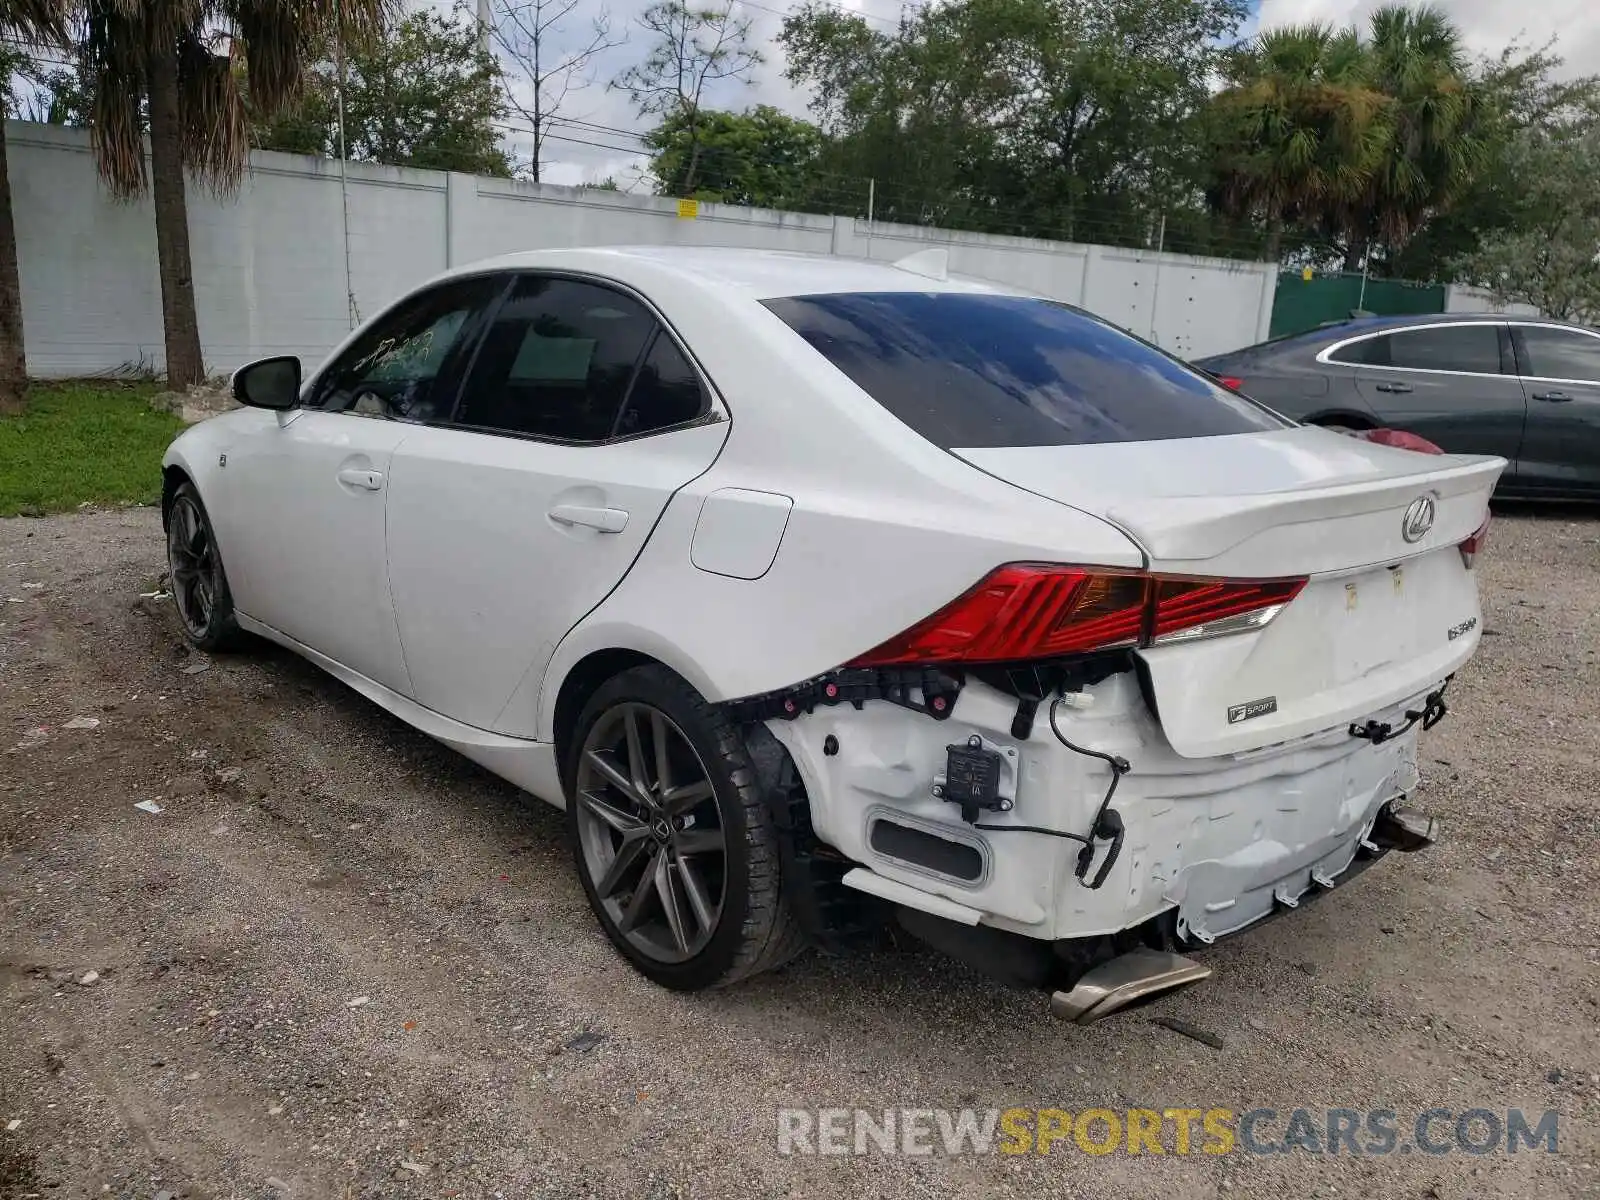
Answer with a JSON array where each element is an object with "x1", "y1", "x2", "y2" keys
[
  {"x1": 440, "y1": 245, "x2": 1022, "y2": 301},
  {"x1": 1294, "y1": 311, "x2": 1593, "y2": 342}
]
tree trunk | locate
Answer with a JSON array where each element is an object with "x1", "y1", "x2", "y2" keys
[
  {"x1": 1265, "y1": 215, "x2": 1284, "y2": 265},
  {"x1": 1342, "y1": 234, "x2": 1367, "y2": 274},
  {"x1": 146, "y1": 45, "x2": 205, "y2": 389},
  {"x1": 0, "y1": 122, "x2": 27, "y2": 416}
]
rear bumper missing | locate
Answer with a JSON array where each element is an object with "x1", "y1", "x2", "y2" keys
[{"x1": 774, "y1": 672, "x2": 1437, "y2": 949}]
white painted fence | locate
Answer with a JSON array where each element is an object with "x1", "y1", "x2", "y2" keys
[
  {"x1": 1444, "y1": 284, "x2": 1541, "y2": 318},
  {"x1": 10, "y1": 120, "x2": 1278, "y2": 378}
]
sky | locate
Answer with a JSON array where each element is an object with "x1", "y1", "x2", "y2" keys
[{"x1": 425, "y1": 0, "x2": 1600, "y2": 189}]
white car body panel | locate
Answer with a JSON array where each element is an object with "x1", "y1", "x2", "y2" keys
[
  {"x1": 191, "y1": 407, "x2": 415, "y2": 694},
  {"x1": 383, "y1": 418, "x2": 728, "y2": 731},
  {"x1": 163, "y1": 244, "x2": 1499, "y2": 960}
]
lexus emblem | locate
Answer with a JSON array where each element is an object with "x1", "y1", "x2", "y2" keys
[{"x1": 1401, "y1": 495, "x2": 1436, "y2": 543}]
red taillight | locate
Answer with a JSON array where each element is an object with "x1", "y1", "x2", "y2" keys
[
  {"x1": 849, "y1": 565, "x2": 1307, "y2": 667},
  {"x1": 1352, "y1": 427, "x2": 1445, "y2": 455},
  {"x1": 1149, "y1": 576, "x2": 1307, "y2": 644},
  {"x1": 1459, "y1": 513, "x2": 1491, "y2": 568},
  {"x1": 1218, "y1": 376, "x2": 1245, "y2": 392}
]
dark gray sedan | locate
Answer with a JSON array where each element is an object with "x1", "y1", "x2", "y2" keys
[{"x1": 1196, "y1": 313, "x2": 1600, "y2": 498}]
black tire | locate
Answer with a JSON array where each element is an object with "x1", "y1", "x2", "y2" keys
[
  {"x1": 563, "y1": 664, "x2": 807, "y2": 991},
  {"x1": 165, "y1": 481, "x2": 246, "y2": 653}
]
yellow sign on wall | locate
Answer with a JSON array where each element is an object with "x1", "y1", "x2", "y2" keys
[
  {"x1": 677, "y1": 198, "x2": 699, "y2": 220},
  {"x1": 1302, "y1": 266, "x2": 1314, "y2": 282}
]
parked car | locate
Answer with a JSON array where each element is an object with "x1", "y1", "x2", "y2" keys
[
  {"x1": 162, "y1": 247, "x2": 1499, "y2": 1022},
  {"x1": 1196, "y1": 312, "x2": 1600, "y2": 498}
]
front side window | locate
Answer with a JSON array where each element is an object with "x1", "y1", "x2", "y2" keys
[
  {"x1": 762, "y1": 291, "x2": 1285, "y2": 448},
  {"x1": 1517, "y1": 326, "x2": 1600, "y2": 382},
  {"x1": 312, "y1": 275, "x2": 506, "y2": 420},
  {"x1": 454, "y1": 276, "x2": 658, "y2": 441}
]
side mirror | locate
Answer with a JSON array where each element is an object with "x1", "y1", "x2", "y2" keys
[{"x1": 232, "y1": 356, "x2": 302, "y2": 410}]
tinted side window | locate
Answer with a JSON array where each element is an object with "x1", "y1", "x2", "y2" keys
[
  {"x1": 1328, "y1": 335, "x2": 1391, "y2": 367},
  {"x1": 1518, "y1": 326, "x2": 1600, "y2": 381},
  {"x1": 454, "y1": 276, "x2": 656, "y2": 441},
  {"x1": 615, "y1": 334, "x2": 707, "y2": 437},
  {"x1": 1385, "y1": 326, "x2": 1502, "y2": 374},
  {"x1": 762, "y1": 292, "x2": 1285, "y2": 449},
  {"x1": 313, "y1": 276, "x2": 505, "y2": 420}
]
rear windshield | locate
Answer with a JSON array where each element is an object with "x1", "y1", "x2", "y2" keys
[{"x1": 763, "y1": 292, "x2": 1288, "y2": 448}]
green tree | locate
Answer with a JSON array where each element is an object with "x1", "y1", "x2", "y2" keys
[
  {"x1": 1390, "y1": 44, "x2": 1600, "y2": 281},
  {"x1": 0, "y1": 1, "x2": 71, "y2": 414},
  {"x1": 1454, "y1": 126, "x2": 1600, "y2": 321},
  {"x1": 254, "y1": 10, "x2": 511, "y2": 176},
  {"x1": 1207, "y1": 24, "x2": 1388, "y2": 263},
  {"x1": 781, "y1": 0, "x2": 1250, "y2": 247},
  {"x1": 613, "y1": 0, "x2": 763, "y2": 196},
  {"x1": 1334, "y1": 3, "x2": 1483, "y2": 270},
  {"x1": 81, "y1": 0, "x2": 391, "y2": 388},
  {"x1": 646, "y1": 105, "x2": 821, "y2": 206}
]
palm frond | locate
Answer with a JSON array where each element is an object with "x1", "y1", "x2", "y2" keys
[
  {"x1": 0, "y1": 0, "x2": 72, "y2": 43},
  {"x1": 83, "y1": 0, "x2": 148, "y2": 197},
  {"x1": 178, "y1": 29, "x2": 249, "y2": 193}
]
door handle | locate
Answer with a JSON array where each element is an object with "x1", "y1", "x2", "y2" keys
[
  {"x1": 336, "y1": 467, "x2": 384, "y2": 491},
  {"x1": 548, "y1": 504, "x2": 629, "y2": 533},
  {"x1": 1532, "y1": 390, "x2": 1573, "y2": 403},
  {"x1": 1373, "y1": 381, "x2": 1413, "y2": 394}
]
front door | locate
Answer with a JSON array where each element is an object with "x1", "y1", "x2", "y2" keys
[
  {"x1": 1510, "y1": 323, "x2": 1600, "y2": 495},
  {"x1": 222, "y1": 273, "x2": 507, "y2": 693},
  {"x1": 383, "y1": 273, "x2": 727, "y2": 731}
]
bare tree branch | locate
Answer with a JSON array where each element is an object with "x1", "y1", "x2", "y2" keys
[
  {"x1": 491, "y1": 0, "x2": 625, "y2": 181},
  {"x1": 610, "y1": 0, "x2": 761, "y2": 193}
]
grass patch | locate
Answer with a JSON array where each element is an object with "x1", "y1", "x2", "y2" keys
[{"x1": 0, "y1": 381, "x2": 184, "y2": 517}]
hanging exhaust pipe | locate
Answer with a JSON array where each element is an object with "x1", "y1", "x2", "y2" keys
[
  {"x1": 1049, "y1": 949, "x2": 1211, "y2": 1024},
  {"x1": 1369, "y1": 805, "x2": 1438, "y2": 853}
]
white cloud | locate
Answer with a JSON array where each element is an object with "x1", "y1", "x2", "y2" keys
[{"x1": 1254, "y1": 0, "x2": 1600, "y2": 76}]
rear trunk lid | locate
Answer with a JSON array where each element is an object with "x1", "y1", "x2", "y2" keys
[{"x1": 954, "y1": 427, "x2": 1504, "y2": 756}]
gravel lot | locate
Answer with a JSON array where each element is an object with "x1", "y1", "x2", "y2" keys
[{"x1": 1, "y1": 506, "x2": 1598, "y2": 1200}]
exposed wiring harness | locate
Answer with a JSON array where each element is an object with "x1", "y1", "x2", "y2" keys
[{"x1": 975, "y1": 695, "x2": 1131, "y2": 890}]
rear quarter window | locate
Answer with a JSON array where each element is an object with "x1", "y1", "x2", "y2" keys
[{"x1": 762, "y1": 292, "x2": 1287, "y2": 448}]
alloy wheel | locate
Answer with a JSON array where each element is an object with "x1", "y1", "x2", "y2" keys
[
  {"x1": 167, "y1": 494, "x2": 221, "y2": 640},
  {"x1": 574, "y1": 702, "x2": 727, "y2": 964}
]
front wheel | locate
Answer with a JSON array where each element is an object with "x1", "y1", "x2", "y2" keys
[
  {"x1": 564, "y1": 665, "x2": 805, "y2": 991},
  {"x1": 165, "y1": 482, "x2": 244, "y2": 652}
]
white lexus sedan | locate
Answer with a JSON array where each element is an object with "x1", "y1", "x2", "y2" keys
[{"x1": 162, "y1": 246, "x2": 1499, "y2": 1022}]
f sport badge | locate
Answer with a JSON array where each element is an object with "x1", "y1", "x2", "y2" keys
[{"x1": 1227, "y1": 696, "x2": 1278, "y2": 725}]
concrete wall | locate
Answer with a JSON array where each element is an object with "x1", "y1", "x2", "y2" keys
[
  {"x1": 1444, "y1": 284, "x2": 1541, "y2": 318},
  {"x1": 11, "y1": 120, "x2": 1277, "y2": 377}
]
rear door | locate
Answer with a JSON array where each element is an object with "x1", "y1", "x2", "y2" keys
[
  {"x1": 1326, "y1": 322, "x2": 1528, "y2": 462},
  {"x1": 1509, "y1": 323, "x2": 1600, "y2": 495},
  {"x1": 383, "y1": 273, "x2": 728, "y2": 732}
]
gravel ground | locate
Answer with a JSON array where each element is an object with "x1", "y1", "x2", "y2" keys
[{"x1": 1, "y1": 506, "x2": 1597, "y2": 1200}]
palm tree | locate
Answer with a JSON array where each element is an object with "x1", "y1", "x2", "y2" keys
[
  {"x1": 0, "y1": 0, "x2": 71, "y2": 415},
  {"x1": 1208, "y1": 23, "x2": 1389, "y2": 264},
  {"x1": 1335, "y1": 3, "x2": 1481, "y2": 271},
  {"x1": 80, "y1": 0, "x2": 392, "y2": 389}
]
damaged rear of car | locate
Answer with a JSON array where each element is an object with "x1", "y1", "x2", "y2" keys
[{"x1": 539, "y1": 261, "x2": 1501, "y2": 1019}]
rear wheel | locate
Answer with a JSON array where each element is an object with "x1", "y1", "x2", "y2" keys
[
  {"x1": 565, "y1": 665, "x2": 805, "y2": 990},
  {"x1": 165, "y1": 483, "x2": 244, "y2": 652}
]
